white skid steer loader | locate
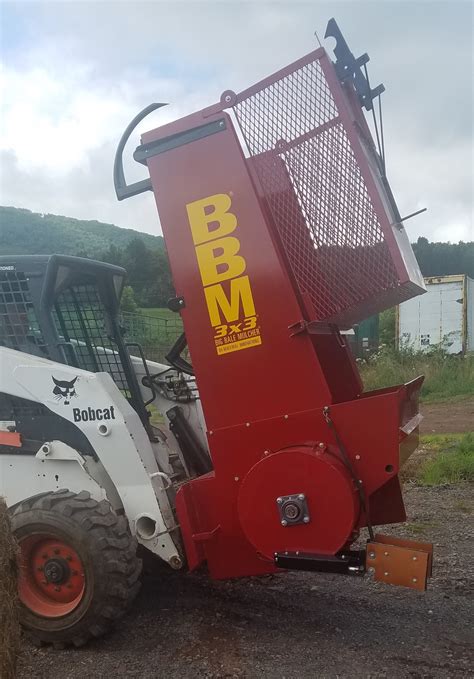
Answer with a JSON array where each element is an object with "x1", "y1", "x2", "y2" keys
[{"x1": 0, "y1": 254, "x2": 209, "y2": 647}]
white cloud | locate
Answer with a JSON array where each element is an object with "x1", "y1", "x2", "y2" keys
[{"x1": 0, "y1": 0, "x2": 472, "y2": 242}]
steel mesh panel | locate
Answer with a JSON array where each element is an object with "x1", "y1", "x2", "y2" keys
[
  {"x1": 233, "y1": 54, "x2": 400, "y2": 324},
  {"x1": 0, "y1": 270, "x2": 49, "y2": 357},
  {"x1": 53, "y1": 284, "x2": 128, "y2": 391}
]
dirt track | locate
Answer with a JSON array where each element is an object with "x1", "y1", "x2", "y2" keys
[
  {"x1": 18, "y1": 481, "x2": 474, "y2": 679},
  {"x1": 420, "y1": 398, "x2": 474, "y2": 435}
]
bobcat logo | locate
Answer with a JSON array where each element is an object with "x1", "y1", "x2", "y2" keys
[{"x1": 52, "y1": 376, "x2": 78, "y2": 405}]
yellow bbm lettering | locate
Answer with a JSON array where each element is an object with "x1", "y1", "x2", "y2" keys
[
  {"x1": 204, "y1": 276, "x2": 256, "y2": 326},
  {"x1": 186, "y1": 193, "x2": 237, "y2": 245},
  {"x1": 195, "y1": 236, "x2": 246, "y2": 287}
]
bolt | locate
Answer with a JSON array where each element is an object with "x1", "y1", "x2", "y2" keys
[
  {"x1": 225, "y1": 94, "x2": 231, "y2": 103},
  {"x1": 209, "y1": 430, "x2": 213, "y2": 435},
  {"x1": 54, "y1": 548, "x2": 60, "y2": 555},
  {"x1": 66, "y1": 584, "x2": 73, "y2": 589},
  {"x1": 42, "y1": 445, "x2": 49, "y2": 453},
  {"x1": 264, "y1": 450, "x2": 270, "y2": 455},
  {"x1": 412, "y1": 556, "x2": 417, "y2": 561},
  {"x1": 281, "y1": 520, "x2": 288, "y2": 527},
  {"x1": 72, "y1": 570, "x2": 78, "y2": 576},
  {"x1": 384, "y1": 571, "x2": 389, "y2": 577},
  {"x1": 276, "y1": 497, "x2": 283, "y2": 504},
  {"x1": 303, "y1": 516, "x2": 310, "y2": 524},
  {"x1": 284, "y1": 414, "x2": 289, "y2": 419},
  {"x1": 355, "y1": 454, "x2": 361, "y2": 460},
  {"x1": 219, "y1": 121, "x2": 224, "y2": 127},
  {"x1": 54, "y1": 586, "x2": 61, "y2": 592},
  {"x1": 368, "y1": 551, "x2": 376, "y2": 559},
  {"x1": 412, "y1": 578, "x2": 418, "y2": 583},
  {"x1": 246, "y1": 422, "x2": 250, "y2": 427},
  {"x1": 66, "y1": 555, "x2": 72, "y2": 562},
  {"x1": 41, "y1": 580, "x2": 49, "y2": 585},
  {"x1": 318, "y1": 442, "x2": 325, "y2": 449},
  {"x1": 234, "y1": 476, "x2": 239, "y2": 482},
  {"x1": 368, "y1": 567, "x2": 375, "y2": 574},
  {"x1": 384, "y1": 551, "x2": 389, "y2": 556},
  {"x1": 37, "y1": 566, "x2": 43, "y2": 572},
  {"x1": 298, "y1": 494, "x2": 305, "y2": 501},
  {"x1": 42, "y1": 553, "x2": 48, "y2": 559}
]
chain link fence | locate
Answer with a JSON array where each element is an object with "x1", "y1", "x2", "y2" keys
[{"x1": 120, "y1": 311, "x2": 183, "y2": 363}]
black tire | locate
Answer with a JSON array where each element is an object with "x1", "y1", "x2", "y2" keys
[{"x1": 11, "y1": 489, "x2": 142, "y2": 648}]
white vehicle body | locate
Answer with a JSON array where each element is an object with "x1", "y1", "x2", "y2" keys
[{"x1": 0, "y1": 346, "x2": 207, "y2": 567}]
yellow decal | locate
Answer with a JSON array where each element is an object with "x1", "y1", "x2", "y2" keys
[{"x1": 186, "y1": 193, "x2": 262, "y2": 356}]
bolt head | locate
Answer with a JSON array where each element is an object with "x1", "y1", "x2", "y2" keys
[
  {"x1": 355, "y1": 454, "x2": 361, "y2": 460},
  {"x1": 54, "y1": 586, "x2": 61, "y2": 592},
  {"x1": 384, "y1": 551, "x2": 389, "y2": 556},
  {"x1": 412, "y1": 556, "x2": 417, "y2": 561},
  {"x1": 276, "y1": 497, "x2": 283, "y2": 504},
  {"x1": 368, "y1": 551, "x2": 376, "y2": 559},
  {"x1": 303, "y1": 516, "x2": 310, "y2": 524},
  {"x1": 412, "y1": 577, "x2": 418, "y2": 583},
  {"x1": 284, "y1": 414, "x2": 289, "y2": 420},
  {"x1": 281, "y1": 520, "x2": 288, "y2": 527},
  {"x1": 384, "y1": 571, "x2": 389, "y2": 577},
  {"x1": 318, "y1": 442, "x2": 325, "y2": 449},
  {"x1": 368, "y1": 567, "x2": 375, "y2": 574},
  {"x1": 298, "y1": 494, "x2": 305, "y2": 501}
]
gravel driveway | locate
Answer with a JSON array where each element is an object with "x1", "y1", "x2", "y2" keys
[{"x1": 18, "y1": 482, "x2": 473, "y2": 678}]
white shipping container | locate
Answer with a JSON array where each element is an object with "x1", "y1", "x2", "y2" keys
[{"x1": 397, "y1": 275, "x2": 474, "y2": 354}]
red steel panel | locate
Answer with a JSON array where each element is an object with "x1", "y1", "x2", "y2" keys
[{"x1": 137, "y1": 48, "x2": 425, "y2": 579}]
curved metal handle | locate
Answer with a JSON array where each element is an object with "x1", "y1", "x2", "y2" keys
[{"x1": 113, "y1": 102, "x2": 167, "y2": 201}]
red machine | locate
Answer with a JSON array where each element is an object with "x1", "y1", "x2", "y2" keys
[{"x1": 115, "y1": 20, "x2": 432, "y2": 590}]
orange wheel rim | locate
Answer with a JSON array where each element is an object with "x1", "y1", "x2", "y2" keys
[{"x1": 18, "y1": 536, "x2": 85, "y2": 617}]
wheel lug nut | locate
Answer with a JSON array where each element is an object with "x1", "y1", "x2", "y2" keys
[
  {"x1": 54, "y1": 586, "x2": 61, "y2": 592},
  {"x1": 66, "y1": 555, "x2": 72, "y2": 562},
  {"x1": 54, "y1": 549, "x2": 60, "y2": 555},
  {"x1": 42, "y1": 553, "x2": 48, "y2": 559},
  {"x1": 72, "y1": 570, "x2": 78, "y2": 576},
  {"x1": 37, "y1": 566, "x2": 44, "y2": 572},
  {"x1": 66, "y1": 584, "x2": 73, "y2": 589}
]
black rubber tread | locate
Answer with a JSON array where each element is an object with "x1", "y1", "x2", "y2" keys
[{"x1": 11, "y1": 489, "x2": 142, "y2": 647}]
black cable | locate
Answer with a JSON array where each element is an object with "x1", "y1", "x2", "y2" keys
[
  {"x1": 323, "y1": 406, "x2": 375, "y2": 541},
  {"x1": 363, "y1": 63, "x2": 384, "y2": 175},
  {"x1": 378, "y1": 94, "x2": 386, "y2": 175}
]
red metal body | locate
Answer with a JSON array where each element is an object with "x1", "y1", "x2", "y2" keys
[{"x1": 137, "y1": 47, "x2": 425, "y2": 579}]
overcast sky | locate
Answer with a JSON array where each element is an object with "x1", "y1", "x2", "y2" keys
[{"x1": 1, "y1": 0, "x2": 473, "y2": 243}]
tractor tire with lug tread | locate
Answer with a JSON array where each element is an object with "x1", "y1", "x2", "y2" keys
[{"x1": 11, "y1": 489, "x2": 142, "y2": 648}]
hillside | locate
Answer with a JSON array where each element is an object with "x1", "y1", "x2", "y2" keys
[{"x1": 0, "y1": 206, "x2": 164, "y2": 256}]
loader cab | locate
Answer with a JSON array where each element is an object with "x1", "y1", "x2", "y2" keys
[{"x1": 0, "y1": 254, "x2": 151, "y2": 431}]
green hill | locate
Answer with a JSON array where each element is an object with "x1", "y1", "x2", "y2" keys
[{"x1": 0, "y1": 206, "x2": 164, "y2": 257}]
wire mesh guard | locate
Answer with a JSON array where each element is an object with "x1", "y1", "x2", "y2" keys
[
  {"x1": 53, "y1": 284, "x2": 129, "y2": 391},
  {"x1": 0, "y1": 270, "x2": 48, "y2": 357},
  {"x1": 231, "y1": 52, "x2": 417, "y2": 326}
]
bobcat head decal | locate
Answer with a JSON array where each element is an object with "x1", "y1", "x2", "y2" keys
[{"x1": 52, "y1": 376, "x2": 78, "y2": 405}]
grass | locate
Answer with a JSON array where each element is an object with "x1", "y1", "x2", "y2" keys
[
  {"x1": 360, "y1": 348, "x2": 474, "y2": 403},
  {"x1": 416, "y1": 433, "x2": 474, "y2": 486}
]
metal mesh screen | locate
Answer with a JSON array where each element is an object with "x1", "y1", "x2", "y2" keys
[
  {"x1": 0, "y1": 270, "x2": 49, "y2": 357},
  {"x1": 53, "y1": 284, "x2": 128, "y2": 391},
  {"x1": 232, "y1": 53, "x2": 402, "y2": 325}
]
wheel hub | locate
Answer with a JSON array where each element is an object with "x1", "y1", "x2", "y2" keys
[
  {"x1": 18, "y1": 536, "x2": 86, "y2": 618},
  {"x1": 44, "y1": 557, "x2": 71, "y2": 585}
]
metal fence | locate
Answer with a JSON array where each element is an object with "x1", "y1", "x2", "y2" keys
[{"x1": 120, "y1": 311, "x2": 183, "y2": 363}]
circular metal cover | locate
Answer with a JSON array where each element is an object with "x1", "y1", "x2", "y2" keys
[{"x1": 237, "y1": 448, "x2": 358, "y2": 559}]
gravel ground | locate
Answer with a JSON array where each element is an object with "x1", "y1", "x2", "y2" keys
[
  {"x1": 421, "y1": 398, "x2": 474, "y2": 435},
  {"x1": 18, "y1": 482, "x2": 474, "y2": 679}
]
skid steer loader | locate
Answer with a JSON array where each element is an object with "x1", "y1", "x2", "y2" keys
[{"x1": 1, "y1": 20, "x2": 433, "y2": 648}]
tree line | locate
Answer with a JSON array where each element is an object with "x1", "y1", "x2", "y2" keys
[{"x1": 100, "y1": 236, "x2": 474, "y2": 311}]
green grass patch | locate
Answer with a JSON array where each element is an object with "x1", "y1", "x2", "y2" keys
[
  {"x1": 360, "y1": 348, "x2": 474, "y2": 403},
  {"x1": 418, "y1": 433, "x2": 474, "y2": 486}
]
